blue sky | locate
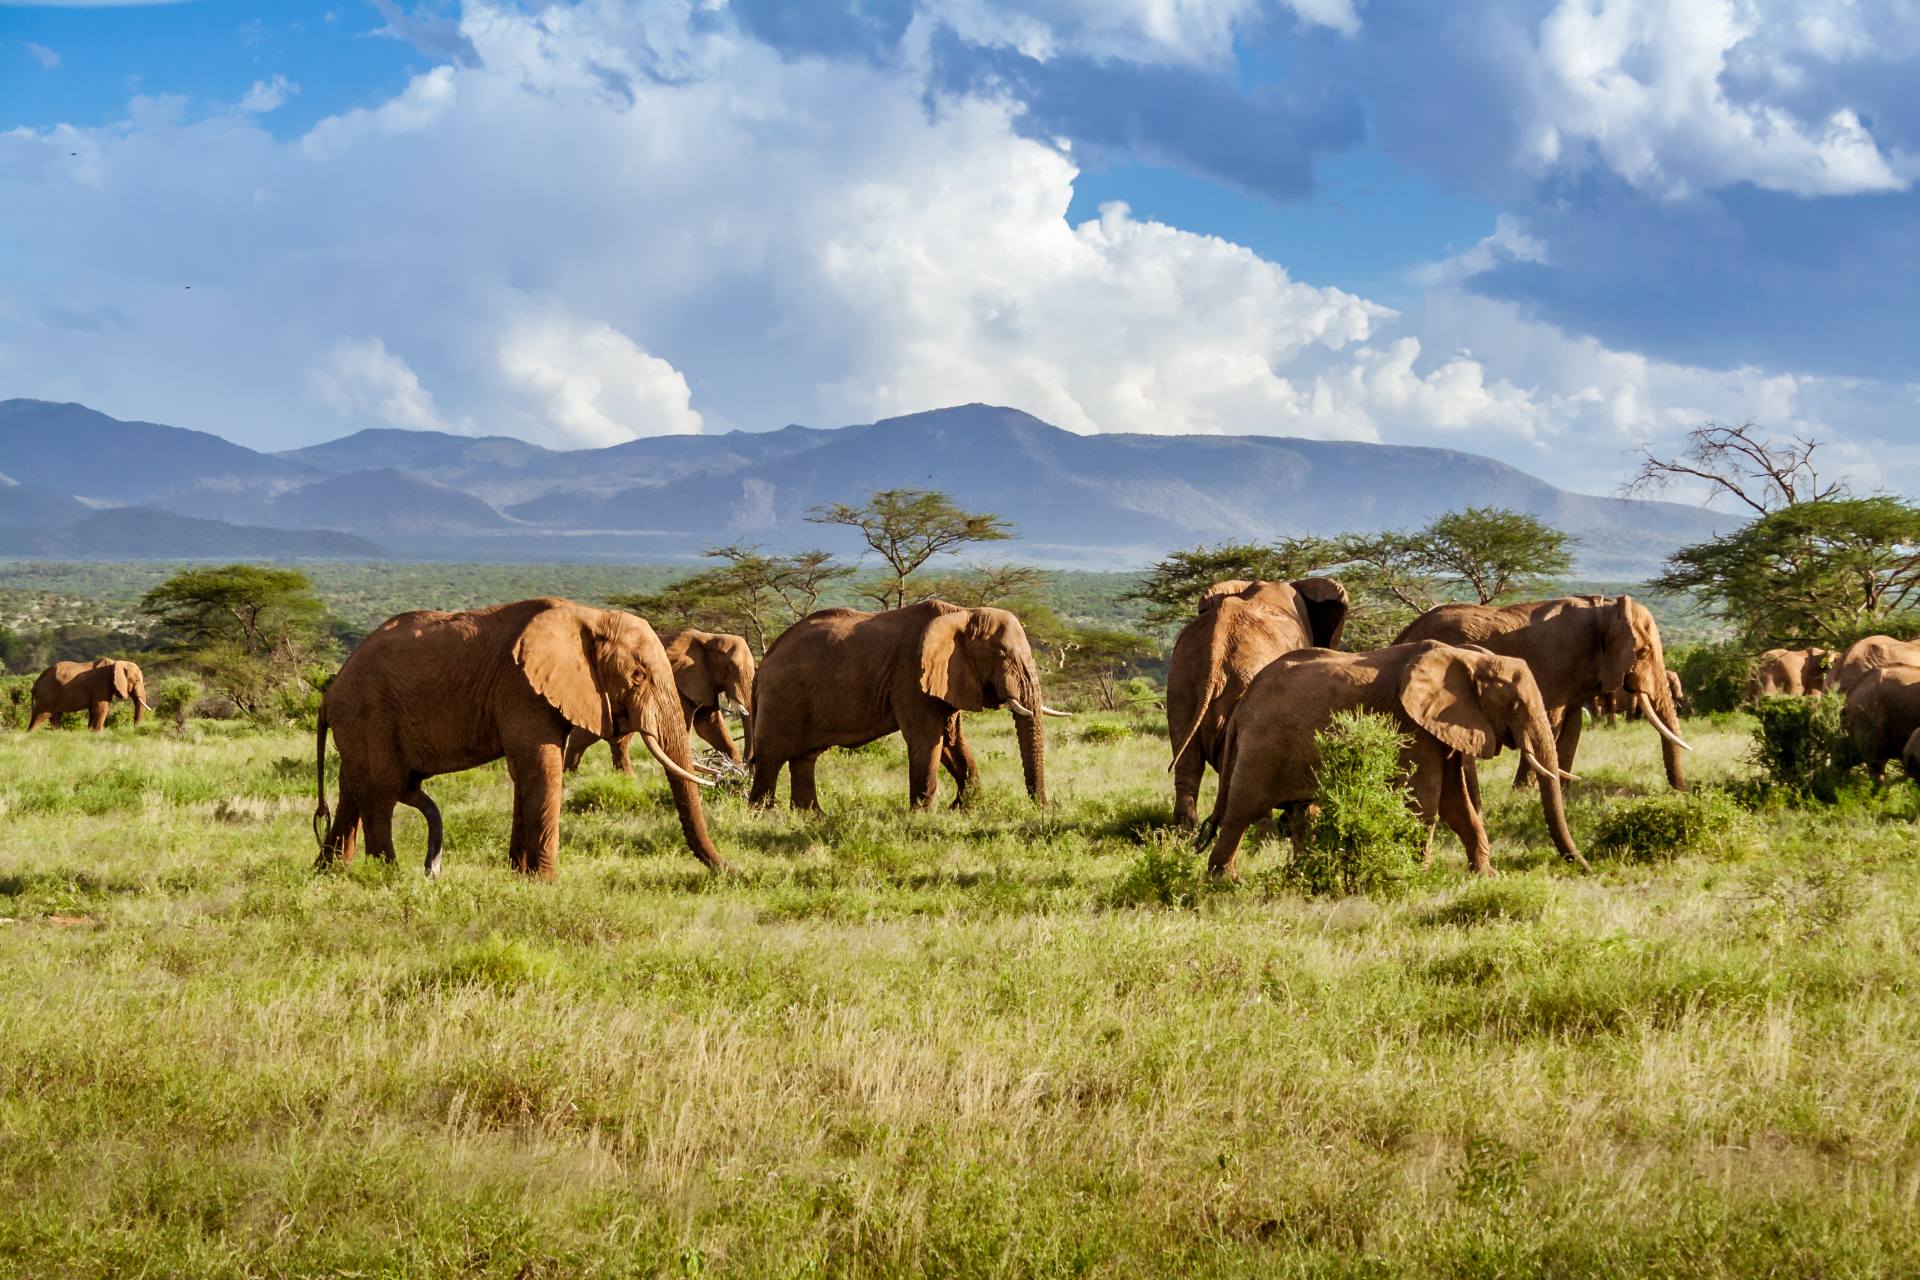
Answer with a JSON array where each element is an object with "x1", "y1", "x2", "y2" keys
[{"x1": 2, "y1": 0, "x2": 1917, "y2": 498}]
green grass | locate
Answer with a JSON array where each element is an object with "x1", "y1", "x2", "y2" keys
[{"x1": 4, "y1": 711, "x2": 1920, "y2": 1275}]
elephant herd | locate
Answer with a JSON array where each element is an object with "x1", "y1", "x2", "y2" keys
[
  {"x1": 18, "y1": 585, "x2": 1705, "y2": 883},
  {"x1": 1792, "y1": 636, "x2": 1920, "y2": 780}
]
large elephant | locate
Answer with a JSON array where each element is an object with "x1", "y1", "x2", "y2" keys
[
  {"x1": 748, "y1": 600, "x2": 1065, "y2": 810},
  {"x1": 1165, "y1": 577, "x2": 1349, "y2": 824},
  {"x1": 564, "y1": 628, "x2": 755, "y2": 774},
  {"x1": 1829, "y1": 636, "x2": 1920, "y2": 697},
  {"x1": 1748, "y1": 647, "x2": 1835, "y2": 700},
  {"x1": 1204, "y1": 640, "x2": 1584, "y2": 878},
  {"x1": 1842, "y1": 666, "x2": 1920, "y2": 780},
  {"x1": 314, "y1": 598, "x2": 725, "y2": 878},
  {"x1": 28, "y1": 659, "x2": 150, "y2": 731},
  {"x1": 1395, "y1": 594, "x2": 1690, "y2": 791}
]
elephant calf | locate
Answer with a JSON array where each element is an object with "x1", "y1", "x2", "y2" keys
[
  {"x1": 1205, "y1": 640, "x2": 1585, "y2": 879},
  {"x1": 749, "y1": 600, "x2": 1066, "y2": 811},
  {"x1": 316, "y1": 598, "x2": 725, "y2": 878},
  {"x1": 29, "y1": 659, "x2": 150, "y2": 731},
  {"x1": 565, "y1": 628, "x2": 756, "y2": 774}
]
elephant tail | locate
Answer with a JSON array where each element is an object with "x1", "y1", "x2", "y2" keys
[{"x1": 312, "y1": 703, "x2": 332, "y2": 852}]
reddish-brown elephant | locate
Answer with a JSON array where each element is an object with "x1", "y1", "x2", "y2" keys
[
  {"x1": 1204, "y1": 641, "x2": 1584, "y2": 879},
  {"x1": 1395, "y1": 595, "x2": 1690, "y2": 791},
  {"x1": 564, "y1": 628, "x2": 755, "y2": 774},
  {"x1": 315, "y1": 598, "x2": 725, "y2": 879},
  {"x1": 748, "y1": 600, "x2": 1064, "y2": 810},
  {"x1": 1165, "y1": 577, "x2": 1349, "y2": 825},
  {"x1": 28, "y1": 659, "x2": 150, "y2": 731},
  {"x1": 1747, "y1": 647, "x2": 1836, "y2": 700}
]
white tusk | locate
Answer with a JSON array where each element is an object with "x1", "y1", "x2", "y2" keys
[
  {"x1": 640, "y1": 732, "x2": 712, "y2": 786},
  {"x1": 1637, "y1": 692, "x2": 1693, "y2": 752},
  {"x1": 1040, "y1": 705, "x2": 1073, "y2": 718},
  {"x1": 139, "y1": 698, "x2": 153, "y2": 709},
  {"x1": 1522, "y1": 748, "x2": 1581, "y2": 783},
  {"x1": 1006, "y1": 698, "x2": 1033, "y2": 717}
]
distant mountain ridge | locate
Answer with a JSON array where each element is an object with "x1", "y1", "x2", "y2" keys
[{"x1": 0, "y1": 398, "x2": 1736, "y2": 574}]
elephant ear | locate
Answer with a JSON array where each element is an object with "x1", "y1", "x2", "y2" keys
[
  {"x1": 669, "y1": 638, "x2": 715, "y2": 709},
  {"x1": 111, "y1": 662, "x2": 133, "y2": 698},
  {"x1": 1596, "y1": 596, "x2": 1637, "y2": 691},
  {"x1": 513, "y1": 605, "x2": 616, "y2": 738},
  {"x1": 1290, "y1": 577, "x2": 1349, "y2": 650},
  {"x1": 1399, "y1": 645, "x2": 1501, "y2": 759},
  {"x1": 919, "y1": 607, "x2": 986, "y2": 710}
]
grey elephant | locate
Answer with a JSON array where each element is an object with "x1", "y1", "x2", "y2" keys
[
  {"x1": 1165, "y1": 577, "x2": 1349, "y2": 825},
  {"x1": 748, "y1": 600, "x2": 1068, "y2": 810},
  {"x1": 28, "y1": 659, "x2": 151, "y2": 731},
  {"x1": 1204, "y1": 640, "x2": 1584, "y2": 879},
  {"x1": 564, "y1": 628, "x2": 755, "y2": 774}
]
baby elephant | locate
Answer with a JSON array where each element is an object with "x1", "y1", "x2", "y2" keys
[
  {"x1": 29, "y1": 659, "x2": 150, "y2": 731},
  {"x1": 1206, "y1": 640, "x2": 1585, "y2": 878}
]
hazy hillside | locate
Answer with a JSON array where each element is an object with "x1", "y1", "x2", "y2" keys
[{"x1": 0, "y1": 398, "x2": 1735, "y2": 573}]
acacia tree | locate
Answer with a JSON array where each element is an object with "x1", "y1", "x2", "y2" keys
[
  {"x1": 1625, "y1": 419, "x2": 1845, "y2": 514},
  {"x1": 1416, "y1": 506, "x2": 1574, "y2": 605},
  {"x1": 1654, "y1": 497, "x2": 1920, "y2": 647},
  {"x1": 807, "y1": 489, "x2": 1013, "y2": 611},
  {"x1": 1124, "y1": 537, "x2": 1343, "y2": 626},
  {"x1": 139, "y1": 564, "x2": 332, "y2": 712},
  {"x1": 612, "y1": 544, "x2": 851, "y2": 654}
]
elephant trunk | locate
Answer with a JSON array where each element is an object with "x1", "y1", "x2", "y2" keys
[
  {"x1": 643, "y1": 684, "x2": 728, "y2": 871},
  {"x1": 1013, "y1": 671, "x2": 1047, "y2": 805},
  {"x1": 1527, "y1": 715, "x2": 1586, "y2": 869},
  {"x1": 133, "y1": 693, "x2": 147, "y2": 725},
  {"x1": 1646, "y1": 673, "x2": 1687, "y2": 792}
]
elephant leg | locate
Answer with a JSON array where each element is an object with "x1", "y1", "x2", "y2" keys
[
  {"x1": 402, "y1": 780, "x2": 444, "y2": 878},
  {"x1": 26, "y1": 709, "x2": 51, "y2": 732},
  {"x1": 941, "y1": 714, "x2": 978, "y2": 808},
  {"x1": 562, "y1": 728, "x2": 591, "y2": 774},
  {"x1": 320, "y1": 789, "x2": 363, "y2": 867},
  {"x1": 608, "y1": 733, "x2": 636, "y2": 777},
  {"x1": 1252, "y1": 813, "x2": 1278, "y2": 848},
  {"x1": 1172, "y1": 745, "x2": 1206, "y2": 827},
  {"x1": 692, "y1": 708, "x2": 738, "y2": 762},
  {"x1": 905, "y1": 729, "x2": 943, "y2": 810},
  {"x1": 750, "y1": 756, "x2": 785, "y2": 809},
  {"x1": 791, "y1": 751, "x2": 826, "y2": 812},
  {"x1": 1409, "y1": 758, "x2": 1443, "y2": 866},
  {"x1": 507, "y1": 743, "x2": 564, "y2": 879},
  {"x1": 362, "y1": 797, "x2": 399, "y2": 866},
  {"x1": 89, "y1": 700, "x2": 109, "y2": 732},
  {"x1": 1438, "y1": 754, "x2": 1494, "y2": 876},
  {"x1": 1207, "y1": 786, "x2": 1275, "y2": 880}
]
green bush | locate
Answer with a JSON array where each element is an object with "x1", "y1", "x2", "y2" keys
[
  {"x1": 1750, "y1": 693, "x2": 1857, "y2": 803},
  {"x1": 1280, "y1": 710, "x2": 1423, "y2": 898},
  {"x1": 1670, "y1": 642, "x2": 1753, "y2": 715},
  {"x1": 1077, "y1": 720, "x2": 1132, "y2": 744},
  {"x1": 151, "y1": 676, "x2": 201, "y2": 728},
  {"x1": 564, "y1": 774, "x2": 659, "y2": 816},
  {"x1": 1591, "y1": 789, "x2": 1749, "y2": 863},
  {"x1": 1109, "y1": 838, "x2": 1201, "y2": 909},
  {"x1": 0, "y1": 675, "x2": 32, "y2": 730}
]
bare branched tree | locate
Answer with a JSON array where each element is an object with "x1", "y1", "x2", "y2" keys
[{"x1": 1624, "y1": 420, "x2": 1845, "y2": 516}]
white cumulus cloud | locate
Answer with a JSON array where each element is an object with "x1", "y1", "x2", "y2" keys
[
  {"x1": 498, "y1": 311, "x2": 703, "y2": 447},
  {"x1": 313, "y1": 337, "x2": 454, "y2": 433}
]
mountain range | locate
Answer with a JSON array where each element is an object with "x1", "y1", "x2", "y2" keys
[{"x1": 0, "y1": 398, "x2": 1735, "y2": 576}]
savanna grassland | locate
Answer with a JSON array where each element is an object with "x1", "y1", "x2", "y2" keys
[{"x1": 3, "y1": 709, "x2": 1919, "y2": 1276}]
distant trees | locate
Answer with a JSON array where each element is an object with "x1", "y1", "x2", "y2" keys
[
  {"x1": 808, "y1": 488, "x2": 1014, "y2": 610},
  {"x1": 139, "y1": 565, "x2": 334, "y2": 713},
  {"x1": 1655, "y1": 496, "x2": 1920, "y2": 649},
  {"x1": 611, "y1": 544, "x2": 852, "y2": 655},
  {"x1": 1127, "y1": 509, "x2": 1575, "y2": 645}
]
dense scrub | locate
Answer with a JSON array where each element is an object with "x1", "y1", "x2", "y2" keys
[{"x1": 3, "y1": 709, "x2": 1919, "y2": 1274}]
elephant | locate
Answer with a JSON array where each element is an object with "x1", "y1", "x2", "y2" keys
[
  {"x1": 748, "y1": 599, "x2": 1066, "y2": 810},
  {"x1": 564, "y1": 628, "x2": 755, "y2": 775},
  {"x1": 1165, "y1": 577, "x2": 1349, "y2": 825},
  {"x1": 1829, "y1": 636, "x2": 1920, "y2": 697},
  {"x1": 28, "y1": 659, "x2": 150, "y2": 731},
  {"x1": 314, "y1": 597, "x2": 725, "y2": 879},
  {"x1": 1204, "y1": 640, "x2": 1584, "y2": 878},
  {"x1": 1395, "y1": 594, "x2": 1690, "y2": 791},
  {"x1": 1747, "y1": 647, "x2": 1835, "y2": 700},
  {"x1": 1842, "y1": 666, "x2": 1920, "y2": 781}
]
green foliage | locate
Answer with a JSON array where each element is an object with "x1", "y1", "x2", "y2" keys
[
  {"x1": 1670, "y1": 642, "x2": 1754, "y2": 714},
  {"x1": 1591, "y1": 789, "x2": 1749, "y2": 863},
  {"x1": 564, "y1": 774, "x2": 659, "y2": 816},
  {"x1": 611, "y1": 544, "x2": 852, "y2": 655},
  {"x1": 1417, "y1": 878, "x2": 1550, "y2": 927},
  {"x1": 1655, "y1": 497, "x2": 1920, "y2": 648},
  {"x1": 1419, "y1": 506, "x2": 1575, "y2": 605},
  {"x1": 1280, "y1": 710, "x2": 1423, "y2": 897},
  {"x1": 151, "y1": 677, "x2": 200, "y2": 728},
  {"x1": 139, "y1": 565, "x2": 334, "y2": 715},
  {"x1": 1076, "y1": 720, "x2": 1133, "y2": 744},
  {"x1": 1751, "y1": 694, "x2": 1858, "y2": 803},
  {"x1": 0, "y1": 673, "x2": 31, "y2": 730},
  {"x1": 1108, "y1": 837, "x2": 1201, "y2": 909},
  {"x1": 1123, "y1": 538, "x2": 1344, "y2": 626},
  {"x1": 807, "y1": 488, "x2": 1014, "y2": 611}
]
